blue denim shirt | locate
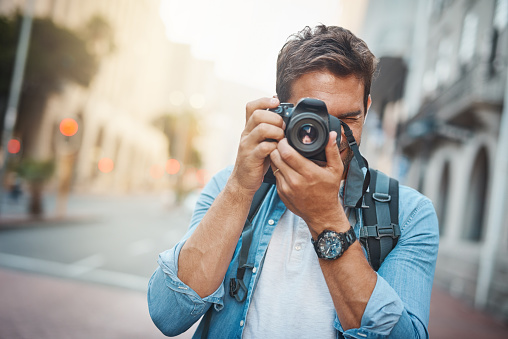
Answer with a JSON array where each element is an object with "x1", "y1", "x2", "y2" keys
[{"x1": 148, "y1": 166, "x2": 439, "y2": 338}]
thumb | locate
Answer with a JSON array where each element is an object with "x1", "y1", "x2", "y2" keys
[{"x1": 325, "y1": 131, "x2": 342, "y2": 171}]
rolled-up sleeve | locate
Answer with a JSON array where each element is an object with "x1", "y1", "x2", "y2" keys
[
  {"x1": 147, "y1": 167, "x2": 232, "y2": 336},
  {"x1": 336, "y1": 190, "x2": 439, "y2": 338}
]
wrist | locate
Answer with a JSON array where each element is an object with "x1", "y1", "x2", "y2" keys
[
  {"x1": 306, "y1": 207, "x2": 350, "y2": 240},
  {"x1": 225, "y1": 174, "x2": 257, "y2": 202}
]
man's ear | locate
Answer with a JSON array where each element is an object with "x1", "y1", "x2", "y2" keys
[{"x1": 364, "y1": 94, "x2": 372, "y2": 125}]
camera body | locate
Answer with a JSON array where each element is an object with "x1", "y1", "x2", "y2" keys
[{"x1": 270, "y1": 98, "x2": 341, "y2": 164}]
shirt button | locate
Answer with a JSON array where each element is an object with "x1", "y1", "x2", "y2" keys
[
  {"x1": 268, "y1": 219, "x2": 275, "y2": 225},
  {"x1": 240, "y1": 320, "x2": 244, "y2": 327},
  {"x1": 295, "y1": 245, "x2": 301, "y2": 251},
  {"x1": 252, "y1": 267, "x2": 257, "y2": 273}
]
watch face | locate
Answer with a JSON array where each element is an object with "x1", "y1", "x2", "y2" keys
[{"x1": 317, "y1": 231, "x2": 343, "y2": 259}]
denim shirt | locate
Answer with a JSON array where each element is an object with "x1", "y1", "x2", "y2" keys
[{"x1": 148, "y1": 166, "x2": 439, "y2": 338}]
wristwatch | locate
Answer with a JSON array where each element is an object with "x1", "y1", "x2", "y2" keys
[{"x1": 311, "y1": 227, "x2": 356, "y2": 260}]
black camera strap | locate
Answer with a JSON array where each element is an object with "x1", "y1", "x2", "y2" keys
[
  {"x1": 229, "y1": 182, "x2": 273, "y2": 303},
  {"x1": 203, "y1": 182, "x2": 272, "y2": 338},
  {"x1": 341, "y1": 122, "x2": 370, "y2": 209}
]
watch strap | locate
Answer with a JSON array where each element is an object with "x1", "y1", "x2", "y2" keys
[
  {"x1": 312, "y1": 226, "x2": 356, "y2": 260},
  {"x1": 343, "y1": 226, "x2": 357, "y2": 251}
]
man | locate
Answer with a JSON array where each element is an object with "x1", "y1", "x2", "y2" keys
[{"x1": 148, "y1": 25, "x2": 439, "y2": 338}]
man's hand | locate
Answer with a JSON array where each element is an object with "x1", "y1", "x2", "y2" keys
[
  {"x1": 178, "y1": 96, "x2": 284, "y2": 298},
  {"x1": 230, "y1": 97, "x2": 285, "y2": 197},
  {"x1": 269, "y1": 131, "x2": 348, "y2": 237}
]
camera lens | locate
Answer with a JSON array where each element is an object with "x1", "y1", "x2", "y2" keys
[
  {"x1": 287, "y1": 113, "x2": 328, "y2": 158},
  {"x1": 298, "y1": 124, "x2": 317, "y2": 145}
]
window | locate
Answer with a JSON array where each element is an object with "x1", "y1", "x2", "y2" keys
[
  {"x1": 436, "y1": 38, "x2": 453, "y2": 86},
  {"x1": 494, "y1": 0, "x2": 508, "y2": 31},
  {"x1": 437, "y1": 162, "x2": 450, "y2": 236},
  {"x1": 462, "y1": 148, "x2": 489, "y2": 242},
  {"x1": 490, "y1": 0, "x2": 508, "y2": 76},
  {"x1": 458, "y1": 11, "x2": 478, "y2": 65}
]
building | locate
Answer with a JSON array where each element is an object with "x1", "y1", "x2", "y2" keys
[{"x1": 361, "y1": 0, "x2": 508, "y2": 321}]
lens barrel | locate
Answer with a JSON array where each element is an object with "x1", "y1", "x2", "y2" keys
[{"x1": 287, "y1": 113, "x2": 328, "y2": 157}]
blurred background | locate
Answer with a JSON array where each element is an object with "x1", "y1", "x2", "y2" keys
[{"x1": 0, "y1": 0, "x2": 507, "y2": 338}]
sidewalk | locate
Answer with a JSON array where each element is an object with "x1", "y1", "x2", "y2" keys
[
  {"x1": 429, "y1": 284, "x2": 508, "y2": 338},
  {"x1": 0, "y1": 268, "x2": 196, "y2": 339},
  {"x1": 1, "y1": 267, "x2": 507, "y2": 338},
  {"x1": 0, "y1": 193, "x2": 98, "y2": 229}
]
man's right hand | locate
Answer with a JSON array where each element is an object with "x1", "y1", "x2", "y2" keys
[{"x1": 229, "y1": 97, "x2": 285, "y2": 196}]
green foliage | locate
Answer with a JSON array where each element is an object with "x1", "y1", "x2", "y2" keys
[
  {"x1": 27, "y1": 16, "x2": 98, "y2": 92},
  {"x1": 153, "y1": 112, "x2": 202, "y2": 168},
  {"x1": 0, "y1": 14, "x2": 99, "y2": 97},
  {"x1": 83, "y1": 14, "x2": 115, "y2": 55},
  {"x1": 14, "y1": 158, "x2": 55, "y2": 184},
  {"x1": 0, "y1": 12, "x2": 112, "y2": 156},
  {"x1": 0, "y1": 14, "x2": 20, "y2": 95}
]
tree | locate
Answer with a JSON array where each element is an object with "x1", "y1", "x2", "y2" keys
[
  {"x1": 153, "y1": 112, "x2": 202, "y2": 202},
  {"x1": 0, "y1": 13, "x2": 112, "y2": 216},
  {"x1": 0, "y1": 13, "x2": 100, "y2": 153}
]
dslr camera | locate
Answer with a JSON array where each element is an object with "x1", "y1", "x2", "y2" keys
[{"x1": 270, "y1": 98, "x2": 341, "y2": 164}]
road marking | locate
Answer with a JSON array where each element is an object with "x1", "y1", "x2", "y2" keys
[
  {"x1": 0, "y1": 253, "x2": 148, "y2": 292},
  {"x1": 68, "y1": 254, "x2": 105, "y2": 276}
]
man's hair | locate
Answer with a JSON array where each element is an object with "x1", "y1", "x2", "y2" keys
[{"x1": 276, "y1": 25, "x2": 378, "y2": 111}]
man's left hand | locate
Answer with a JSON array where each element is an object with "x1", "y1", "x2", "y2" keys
[{"x1": 270, "y1": 131, "x2": 348, "y2": 237}]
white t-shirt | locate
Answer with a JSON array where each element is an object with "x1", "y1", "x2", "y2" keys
[{"x1": 243, "y1": 210, "x2": 337, "y2": 338}]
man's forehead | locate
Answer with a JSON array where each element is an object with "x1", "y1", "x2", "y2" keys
[{"x1": 289, "y1": 71, "x2": 366, "y2": 114}]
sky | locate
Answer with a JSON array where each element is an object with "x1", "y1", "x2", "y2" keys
[{"x1": 159, "y1": 0, "x2": 346, "y2": 94}]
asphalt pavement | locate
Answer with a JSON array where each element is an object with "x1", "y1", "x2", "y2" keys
[{"x1": 0, "y1": 192, "x2": 507, "y2": 338}]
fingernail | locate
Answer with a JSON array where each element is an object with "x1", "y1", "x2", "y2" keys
[
  {"x1": 271, "y1": 98, "x2": 278, "y2": 105},
  {"x1": 282, "y1": 121, "x2": 286, "y2": 130}
]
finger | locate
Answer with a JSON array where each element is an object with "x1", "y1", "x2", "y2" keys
[
  {"x1": 245, "y1": 97, "x2": 280, "y2": 123},
  {"x1": 247, "y1": 122, "x2": 285, "y2": 144},
  {"x1": 269, "y1": 151, "x2": 290, "y2": 190},
  {"x1": 244, "y1": 109, "x2": 285, "y2": 135},
  {"x1": 244, "y1": 142, "x2": 277, "y2": 161},
  {"x1": 276, "y1": 138, "x2": 315, "y2": 175},
  {"x1": 324, "y1": 131, "x2": 342, "y2": 170},
  {"x1": 270, "y1": 146, "x2": 302, "y2": 182}
]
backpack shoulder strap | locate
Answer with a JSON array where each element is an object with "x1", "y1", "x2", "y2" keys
[{"x1": 360, "y1": 169, "x2": 400, "y2": 271}]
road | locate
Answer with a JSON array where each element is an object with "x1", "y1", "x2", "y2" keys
[
  {"x1": 0, "y1": 193, "x2": 193, "y2": 291},
  {"x1": 1, "y1": 192, "x2": 508, "y2": 338},
  {"x1": 0, "y1": 192, "x2": 197, "y2": 339}
]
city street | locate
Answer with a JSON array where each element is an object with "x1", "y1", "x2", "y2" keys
[{"x1": 0, "y1": 192, "x2": 507, "y2": 338}]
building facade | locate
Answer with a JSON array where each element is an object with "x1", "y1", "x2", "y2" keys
[{"x1": 362, "y1": 0, "x2": 508, "y2": 321}]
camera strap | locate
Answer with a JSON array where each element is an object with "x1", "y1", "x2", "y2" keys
[
  {"x1": 341, "y1": 122, "x2": 370, "y2": 209},
  {"x1": 229, "y1": 182, "x2": 273, "y2": 303}
]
